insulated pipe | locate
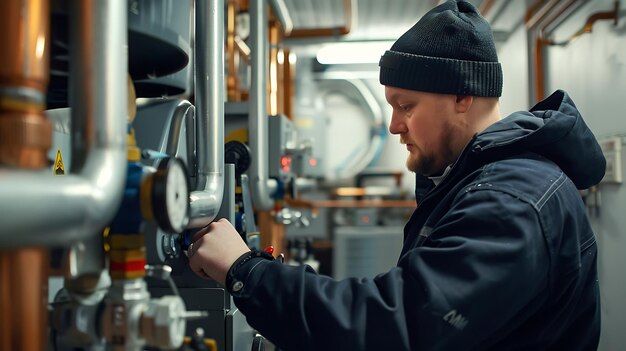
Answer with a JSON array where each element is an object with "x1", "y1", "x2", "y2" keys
[
  {"x1": 0, "y1": 0, "x2": 127, "y2": 246},
  {"x1": 188, "y1": 0, "x2": 225, "y2": 228},
  {"x1": 249, "y1": 0, "x2": 275, "y2": 211}
]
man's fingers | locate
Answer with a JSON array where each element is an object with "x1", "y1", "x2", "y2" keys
[
  {"x1": 191, "y1": 267, "x2": 213, "y2": 280},
  {"x1": 187, "y1": 235, "x2": 205, "y2": 257},
  {"x1": 186, "y1": 241, "x2": 197, "y2": 258},
  {"x1": 191, "y1": 226, "x2": 210, "y2": 243},
  {"x1": 189, "y1": 255, "x2": 214, "y2": 280}
]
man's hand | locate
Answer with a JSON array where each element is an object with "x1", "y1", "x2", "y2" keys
[{"x1": 188, "y1": 218, "x2": 250, "y2": 285}]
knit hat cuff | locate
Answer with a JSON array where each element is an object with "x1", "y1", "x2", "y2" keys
[{"x1": 379, "y1": 50, "x2": 503, "y2": 97}]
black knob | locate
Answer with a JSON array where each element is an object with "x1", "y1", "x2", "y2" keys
[{"x1": 225, "y1": 141, "x2": 252, "y2": 180}]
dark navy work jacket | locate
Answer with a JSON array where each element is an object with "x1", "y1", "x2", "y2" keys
[{"x1": 226, "y1": 90, "x2": 605, "y2": 350}]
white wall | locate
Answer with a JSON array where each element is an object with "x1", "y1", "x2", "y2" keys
[
  {"x1": 542, "y1": 1, "x2": 626, "y2": 349},
  {"x1": 498, "y1": 24, "x2": 530, "y2": 115}
]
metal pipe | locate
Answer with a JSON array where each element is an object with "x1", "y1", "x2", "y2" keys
[
  {"x1": 283, "y1": 49, "x2": 294, "y2": 119},
  {"x1": 184, "y1": 105, "x2": 196, "y2": 188},
  {"x1": 268, "y1": 0, "x2": 293, "y2": 35},
  {"x1": 269, "y1": 20, "x2": 280, "y2": 116},
  {"x1": 188, "y1": 0, "x2": 225, "y2": 228},
  {"x1": 0, "y1": 0, "x2": 52, "y2": 169},
  {"x1": 0, "y1": 0, "x2": 127, "y2": 246},
  {"x1": 164, "y1": 100, "x2": 194, "y2": 157},
  {"x1": 526, "y1": 0, "x2": 589, "y2": 103},
  {"x1": 235, "y1": 36, "x2": 252, "y2": 62},
  {"x1": 525, "y1": 0, "x2": 560, "y2": 105},
  {"x1": 547, "y1": 0, "x2": 618, "y2": 46},
  {"x1": 479, "y1": 0, "x2": 497, "y2": 16},
  {"x1": 227, "y1": 0, "x2": 239, "y2": 101},
  {"x1": 0, "y1": 249, "x2": 48, "y2": 351},
  {"x1": 157, "y1": 100, "x2": 196, "y2": 188},
  {"x1": 250, "y1": 0, "x2": 275, "y2": 211}
]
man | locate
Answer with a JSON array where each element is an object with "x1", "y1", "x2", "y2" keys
[{"x1": 188, "y1": 1, "x2": 605, "y2": 349}]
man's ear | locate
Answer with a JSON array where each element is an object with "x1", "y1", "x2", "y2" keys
[{"x1": 455, "y1": 95, "x2": 474, "y2": 113}]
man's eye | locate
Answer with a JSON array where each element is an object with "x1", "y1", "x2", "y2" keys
[{"x1": 399, "y1": 105, "x2": 410, "y2": 112}]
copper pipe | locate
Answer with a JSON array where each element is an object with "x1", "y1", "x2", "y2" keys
[
  {"x1": 287, "y1": 0, "x2": 353, "y2": 38},
  {"x1": 235, "y1": 36, "x2": 251, "y2": 63},
  {"x1": 239, "y1": 0, "x2": 249, "y2": 11},
  {"x1": 0, "y1": 0, "x2": 49, "y2": 92},
  {"x1": 525, "y1": 0, "x2": 560, "y2": 29},
  {"x1": 547, "y1": 0, "x2": 619, "y2": 46},
  {"x1": 227, "y1": 0, "x2": 240, "y2": 101},
  {"x1": 538, "y1": 0, "x2": 581, "y2": 40},
  {"x1": 0, "y1": 0, "x2": 52, "y2": 169},
  {"x1": 268, "y1": 0, "x2": 293, "y2": 35},
  {"x1": 277, "y1": 48, "x2": 286, "y2": 115},
  {"x1": 533, "y1": 37, "x2": 546, "y2": 102},
  {"x1": 269, "y1": 19, "x2": 280, "y2": 115},
  {"x1": 0, "y1": 249, "x2": 49, "y2": 351},
  {"x1": 531, "y1": 0, "x2": 579, "y2": 101},
  {"x1": 286, "y1": 198, "x2": 416, "y2": 209},
  {"x1": 479, "y1": 0, "x2": 497, "y2": 16},
  {"x1": 524, "y1": 0, "x2": 564, "y2": 103},
  {"x1": 283, "y1": 49, "x2": 294, "y2": 119}
]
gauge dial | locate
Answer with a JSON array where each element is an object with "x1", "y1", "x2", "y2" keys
[{"x1": 153, "y1": 157, "x2": 190, "y2": 233}]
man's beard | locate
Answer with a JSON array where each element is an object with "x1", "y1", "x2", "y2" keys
[
  {"x1": 406, "y1": 151, "x2": 436, "y2": 175},
  {"x1": 405, "y1": 122, "x2": 454, "y2": 176}
]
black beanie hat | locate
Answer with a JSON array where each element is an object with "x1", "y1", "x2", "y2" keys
[{"x1": 379, "y1": 0, "x2": 502, "y2": 97}]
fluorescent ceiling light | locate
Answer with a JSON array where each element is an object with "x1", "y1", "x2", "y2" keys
[{"x1": 316, "y1": 41, "x2": 394, "y2": 65}]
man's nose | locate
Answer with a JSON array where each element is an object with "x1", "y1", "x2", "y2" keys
[{"x1": 388, "y1": 112, "x2": 407, "y2": 135}]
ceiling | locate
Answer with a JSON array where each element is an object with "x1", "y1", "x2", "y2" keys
[{"x1": 282, "y1": 0, "x2": 534, "y2": 45}]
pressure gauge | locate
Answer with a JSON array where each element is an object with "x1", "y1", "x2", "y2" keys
[{"x1": 152, "y1": 157, "x2": 190, "y2": 233}]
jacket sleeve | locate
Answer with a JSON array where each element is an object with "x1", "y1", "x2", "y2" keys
[{"x1": 227, "y1": 189, "x2": 550, "y2": 351}]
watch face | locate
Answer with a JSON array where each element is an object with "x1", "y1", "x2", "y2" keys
[{"x1": 166, "y1": 160, "x2": 189, "y2": 232}]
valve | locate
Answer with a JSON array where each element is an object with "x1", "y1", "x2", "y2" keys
[
  {"x1": 275, "y1": 207, "x2": 310, "y2": 227},
  {"x1": 140, "y1": 296, "x2": 186, "y2": 349}
]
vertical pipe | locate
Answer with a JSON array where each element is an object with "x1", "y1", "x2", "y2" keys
[
  {"x1": 188, "y1": 0, "x2": 225, "y2": 228},
  {"x1": 70, "y1": 0, "x2": 128, "y2": 173},
  {"x1": 0, "y1": 1, "x2": 50, "y2": 349},
  {"x1": 0, "y1": 0, "x2": 52, "y2": 168},
  {"x1": 269, "y1": 20, "x2": 279, "y2": 116},
  {"x1": 0, "y1": 0, "x2": 127, "y2": 246},
  {"x1": 0, "y1": 249, "x2": 48, "y2": 351},
  {"x1": 283, "y1": 49, "x2": 294, "y2": 119},
  {"x1": 250, "y1": 0, "x2": 274, "y2": 210},
  {"x1": 227, "y1": 0, "x2": 239, "y2": 101},
  {"x1": 525, "y1": 0, "x2": 559, "y2": 105},
  {"x1": 268, "y1": 0, "x2": 293, "y2": 35}
]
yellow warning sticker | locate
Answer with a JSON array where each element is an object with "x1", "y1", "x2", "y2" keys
[{"x1": 54, "y1": 148, "x2": 65, "y2": 175}]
